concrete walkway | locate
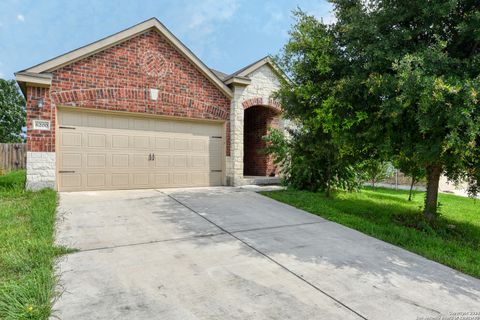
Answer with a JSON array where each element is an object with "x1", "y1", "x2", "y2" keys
[{"x1": 53, "y1": 187, "x2": 480, "y2": 319}]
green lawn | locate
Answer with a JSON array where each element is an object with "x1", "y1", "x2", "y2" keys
[
  {"x1": 262, "y1": 187, "x2": 480, "y2": 278},
  {"x1": 0, "y1": 171, "x2": 72, "y2": 320}
]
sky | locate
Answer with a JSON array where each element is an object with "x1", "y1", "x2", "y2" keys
[{"x1": 0, "y1": 0, "x2": 333, "y2": 80}]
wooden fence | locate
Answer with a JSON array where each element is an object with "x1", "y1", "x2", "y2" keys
[{"x1": 0, "y1": 143, "x2": 26, "y2": 174}]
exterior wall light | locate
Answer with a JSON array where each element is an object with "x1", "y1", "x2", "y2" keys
[{"x1": 37, "y1": 98, "x2": 44, "y2": 108}]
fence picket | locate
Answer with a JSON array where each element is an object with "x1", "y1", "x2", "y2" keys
[{"x1": 0, "y1": 143, "x2": 26, "y2": 174}]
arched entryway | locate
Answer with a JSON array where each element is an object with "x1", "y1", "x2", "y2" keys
[{"x1": 243, "y1": 104, "x2": 280, "y2": 177}]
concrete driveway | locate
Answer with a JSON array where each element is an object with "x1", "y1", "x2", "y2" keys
[{"x1": 53, "y1": 187, "x2": 480, "y2": 319}]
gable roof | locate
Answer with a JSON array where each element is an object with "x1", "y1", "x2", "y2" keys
[
  {"x1": 225, "y1": 56, "x2": 288, "y2": 82},
  {"x1": 210, "y1": 69, "x2": 229, "y2": 81},
  {"x1": 15, "y1": 18, "x2": 233, "y2": 98}
]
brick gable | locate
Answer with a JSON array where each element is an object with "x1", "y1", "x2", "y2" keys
[{"x1": 26, "y1": 29, "x2": 231, "y2": 153}]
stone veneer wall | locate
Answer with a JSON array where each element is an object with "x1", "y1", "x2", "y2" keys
[
  {"x1": 26, "y1": 152, "x2": 56, "y2": 190},
  {"x1": 228, "y1": 64, "x2": 282, "y2": 185}
]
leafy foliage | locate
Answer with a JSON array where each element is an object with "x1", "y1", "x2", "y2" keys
[
  {"x1": 0, "y1": 79, "x2": 25, "y2": 143},
  {"x1": 266, "y1": 12, "x2": 364, "y2": 195},
  {"x1": 395, "y1": 155, "x2": 427, "y2": 201},
  {"x1": 264, "y1": 127, "x2": 362, "y2": 196},
  {"x1": 274, "y1": 2, "x2": 480, "y2": 220},
  {"x1": 359, "y1": 159, "x2": 394, "y2": 189}
]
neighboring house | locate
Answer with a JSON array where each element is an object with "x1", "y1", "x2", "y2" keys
[{"x1": 15, "y1": 18, "x2": 285, "y2": 191}]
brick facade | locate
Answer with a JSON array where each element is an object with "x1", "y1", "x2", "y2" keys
[
  {"x1": 27, "y1": 87, "x2": 55, "y2": 152},
  {"x1": 242, "y1": 97, "x2": 281, "y2": 112},
  {"x1": 243, "y1": 106, "x2": 279, "y2": 176},
  {"x1": 26, "y1": 29, "x2": 231, "y2": 154},
  {"x1": 20, "y1": 19, "x2": 286, "y2": 190}
]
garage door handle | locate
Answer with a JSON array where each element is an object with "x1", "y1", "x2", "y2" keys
[
  {"x1": 59, "y1": 170, "x2": 75, "y2": 173},
  {"x1": 211, "y1": 170, "x2": 222, "y2": 172},
  {"x1": 152, "y1": 153, "x2": 155, "y2": 161},
  {"x1": 148, "y1": 154, "x2": 152, "y2": 161}
]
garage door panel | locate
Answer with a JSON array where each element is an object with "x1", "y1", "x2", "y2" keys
[
  {"x1": 191, "y1": 155, "x2": 207, "y2": 168},
  {"x1": 173, "y1": 122, "x2": 191, "y2": 133},
  {"x1": 86, "y1": 154, "x2": 107, "y2": 168},
  {"x1": 133, "y1": 154, "x2": 149, "y2": 168},
  {"x1": 61, "y1": 132, "x2": 82, "y2": 147},
  {"x1": 209, "y1": 172, "x2": 223, "y2": 185},
  {"x1": 210, "y1": 156, "x2": 222, "y2": 170},
  {"x1": 209, "y1": 139, "x2": 221, "y2": 151},
  {"x1": 86, "y1": 173, "x2": 106, "y2": 187},
  {"x1": 154, "y1": 155, "x2": 170, "y2": 168},
  {"x1": 112, "y1": 117, "x2": 129, "y2": 130},
  {"x1": 112, "y1": 135, "x2": 129, "y2": 148},
  {"x1": 62, "y1": 153, "x2": 82, "y2": 168},
  {"x1": 172, "y1": 155, "x2": 187, "y2": 168},
  {"x1": 58, "y1": 109, "x2": 224, "y2": 191},
  {"x1": 134, "y1": 118, "x2": 151, "y2": 131},
  {"x1": 112, "y1": 154, "x2": 129, "y2": 167},
  {"x1": 59, "y1": 173, "x2": 82, "y2": 188},
  {"x1": 87, "y1": 134, "x2": 107, "y2": 148},
  {"x1": 111, "y1": 173, "x2": 129, "y2": 187},
  {"x1": 153, "y1": 173, "x2": 169, "y2": 186},
  {"x1": 154, "y1": 137, "x2": 170, "y2": 149},
  {"x1": 191, "y1": 139, "x2": 207, "y2": 152},
  {"x1": 155, "y1": 121, "x2": 172, "y2": 132},
  {"x1": 87, "y1": 114, "x2": 107, "y2": 128},
  {"x1": 59, "y1": 112, "x2": 82, "y2": 126},
  {"x1": 174, "y1": 138, "x2": 189, "y2": 151},
  {"x1": 133, "y1": 136, "x2": 150, "y2": 149},
  {"x1": 172, "y1": 173, "x2": 188, "y2": 185},
  {"x1": 191, "y1": 172, "x2": 207, "y2": 185},
  {"x1": 133, "y1": 173, "x2": 150, "y2": 186}
]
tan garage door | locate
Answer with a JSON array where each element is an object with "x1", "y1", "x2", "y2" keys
[{"x1": 57, "y1": 109, "x2": 224, "y2": 191}]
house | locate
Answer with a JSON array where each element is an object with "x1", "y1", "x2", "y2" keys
[{"x1": 15, "y1": 18, "x2": 285, "y2": 191}]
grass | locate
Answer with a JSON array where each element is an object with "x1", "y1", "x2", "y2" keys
[
  {"x1": 262, "y1": 186, "x2": 480, "y2": 278},
  {"x1": 0, "y1": 170, "x2": 72, "y2": 320}
]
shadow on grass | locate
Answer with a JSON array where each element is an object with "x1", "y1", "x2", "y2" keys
[
  {"x1": 362, "y1": 187, "x2": 426, "y2": 203},
  {"x1": 304, "y1": 190, "x2": 480, "y2": 246}
]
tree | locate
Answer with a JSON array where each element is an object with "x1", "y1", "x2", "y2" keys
[
  {"x1": 275, "y1": 2, "x2": 480, "y2": 222},
  {"x1": 269, "y1": 13, "x2": 363, "y2": 196},
  {"x1": 394, "y1": 156, "x2": 426, "y2": 201},
  {"x1": 360, "y1": 159, "x2": 393, "y2": 190},
  {"x1": 0, "y1": 79, "x2": 25, "y2": 142}
]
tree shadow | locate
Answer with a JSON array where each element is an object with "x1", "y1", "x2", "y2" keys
[
  {"x1": 319, "y1": 193, "x2": 480, "y2": 246},
  {"x1": 360, "y1": 187, "x2": 425, "y2": 204}
]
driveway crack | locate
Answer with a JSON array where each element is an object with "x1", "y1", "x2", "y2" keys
[
  {"x1": 161, "y1": 191, "x2": 368, "y2": 320},
  {"x1": 231, "y1": 221, "x2": 327, "y2": 234},
  {"x1": 72, "y1": 232, "x2": 226, "y2": 253}
]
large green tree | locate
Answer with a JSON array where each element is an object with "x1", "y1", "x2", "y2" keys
[
  {"x1": 276, "y1": 1, "x2": 480, "y2": 222},
  {"x1": 0, "y1": 79, "x2": 25, "y2": 143},
  {"x1": 268, "y1": 14, "x2": 364, "y2": 196}
]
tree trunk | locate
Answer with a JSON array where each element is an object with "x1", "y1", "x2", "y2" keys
[
  {"x1": 408, "y1": 177, "x2": 416, "y2": 201},
  {"x1": 325, "y1": 180, "x2": 331, "y2": 198},
  {"x1": 424, "y1": 165, "x2": 442, "y2": 222}
]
